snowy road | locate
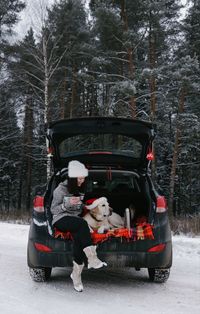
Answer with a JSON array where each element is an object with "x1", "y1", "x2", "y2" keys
[{"x1": 0, "y1": 222, "x2": 199, "y2": 314}]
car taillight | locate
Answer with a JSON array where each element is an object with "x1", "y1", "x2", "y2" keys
[
  {"x1": 148, "y1": 243, "x2": 166, "y2": 252},
  {"x1": 146, "y1": 151, "x2": 154, "y2": 160},
  {"x1": 33, "y1": 196, "x2": 44, "y2": 213},
  {"x1": 156, "y1": 196, "x2": 167, "y2": 213},
  {"x1": 34, "y1": 242, "x2": 52, "y2": 252}
]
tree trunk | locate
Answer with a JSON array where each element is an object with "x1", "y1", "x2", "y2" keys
[
  {"x1": 17, "y1": 173, "x2": 23, "y2": 212},
  {"x1": 149, "y1": 25, "x2": 157, "y2": 121},
  {"x1": 60, "y1": 70, "x2": 67, "y2": 119},
  {"x1": 120, "y1": 0, "x2": 136, "y2": 118},
  {"x1": 43, "y1": 35, "x2": 49, "y2": 124},
  {"x1": 168, "y1": 87, "x2": 185, "y2": 216},
  {"x1": 42, "y1": 33, "x2": 51, "y2": 180},
  {"x1": 70, "y1": 65, "x2": 77, "y2": 118},
  {"x1": 19, "y1": 93, "x2": 34, "y2": 212},
  {"x1": 148, "y1": 16, "x2": 157, "y2": 180},
  {"x1": 25, "y1": 95, "x2": 34, "y2": 211}
]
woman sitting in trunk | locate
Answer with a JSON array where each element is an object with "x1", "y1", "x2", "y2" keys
[{"x1": 50, "y1": 160, "x2": 107, "y2": 292}]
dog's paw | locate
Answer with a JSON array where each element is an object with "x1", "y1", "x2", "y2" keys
[
  {"x1": 97, "y1": 226, "x2": 106, "y2": 234},
  {"x1": 89, "y1": 226, "x2": 94, "y2": 233}
]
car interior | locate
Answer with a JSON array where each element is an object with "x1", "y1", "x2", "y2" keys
[{"x1": 44, "y1": 169, "x2": 154, "y2": 232}]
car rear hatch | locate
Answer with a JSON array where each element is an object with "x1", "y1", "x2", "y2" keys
[{"x1": 46, "y1": 117, "x2": 156, "y2": 172}]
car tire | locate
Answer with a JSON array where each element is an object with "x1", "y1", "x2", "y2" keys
[
  {"x1": 29, "y1": 267, "x2": 52, "y2": 282},
  {"x1": 148, "y1": 268, "x2": 170, "y2": 283}
]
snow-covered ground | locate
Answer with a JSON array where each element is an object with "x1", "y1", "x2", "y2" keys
[{"x1": 0, "y1": 222, "x2": 199, "y2": 314}]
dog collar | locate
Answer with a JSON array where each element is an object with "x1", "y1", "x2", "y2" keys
[{"x1": 90, "y1": 212, "x2": 103, "y2": 222}]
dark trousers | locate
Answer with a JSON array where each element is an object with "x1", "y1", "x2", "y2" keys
[{"x1": 54, "y1": 216, "x2": 93, "y2": 265}]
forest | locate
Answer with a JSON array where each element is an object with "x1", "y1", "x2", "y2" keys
[{"x1": 0, "y1": 0, "x2": 199, "y2": 231}]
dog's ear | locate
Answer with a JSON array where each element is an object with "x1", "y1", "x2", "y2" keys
[{"x1": 90, "y1": 206, "x2": 99, "y2": 216}]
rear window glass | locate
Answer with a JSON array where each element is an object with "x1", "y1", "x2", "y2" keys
[
  {"x1": 86, "y1": 173, "x2": 138, "y2": 193},
  {"x1": 59, "y1": 134, "x2": 142, "y2": 158}
]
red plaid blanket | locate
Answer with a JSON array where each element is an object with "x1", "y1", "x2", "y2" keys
[
  {"x1": 54, "y1": 229, "x2": 73, "y2": 240},
  {"x1": 54, "y1": 223, "x2": 154, "y2": 244},
  {"x1": 132, "y1": 223, "x2": 154, "y2": 241}
]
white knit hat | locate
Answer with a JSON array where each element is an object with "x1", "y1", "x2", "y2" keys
[
  {"x1": 85, "y1": 197, "x2": 108, "y2": 210},
  {"x1": 68, "y1": 160, "x2": 88, "y2": 178}
]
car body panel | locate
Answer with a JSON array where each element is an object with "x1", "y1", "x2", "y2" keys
[
  {"x1": 47, "y1": 117, "x2": 156, "y2": 171},
  {"x1": 27, "y1": 212, "x2": 172, "y2": 269},
  {"x1": 27, "y1": 117, "x2": 172, "y2": 277}
]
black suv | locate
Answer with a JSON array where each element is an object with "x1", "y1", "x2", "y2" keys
[{"x1": 27, "y1": 117, "x2": 172, "y2": 283}]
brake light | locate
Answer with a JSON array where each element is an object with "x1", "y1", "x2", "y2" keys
[
  {"x1": 148, "y1": 243, "x2": 166, "y2": 252},
  {"x1": 156, "y1": 196, "x2": 167, "y2": 213},
  {"x1": 33, "y1": 196, "x2": 44, "y2": 213},
  {"x1": 34, "y1": 242, "x2": 52, "y2": 252},
  {"x1": 146, "y1": 151, "x2": 154, "y2": 160},
  {"x1": 47, "y1": 146, "x2": 54, "y2": 157}
]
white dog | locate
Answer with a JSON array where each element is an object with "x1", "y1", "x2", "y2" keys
[
  {"x1": 108, "y1": 211, "x2": 124, "y2": 228},
  {"x1": 83, "y1": 197, "x2": 111, "y2": 233},
  {"x1": 83, "y1": 197, "x2": 124, "y2": 233}
]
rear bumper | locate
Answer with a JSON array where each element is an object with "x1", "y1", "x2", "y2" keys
[
  {"x1": 27, "y1": 241, "x2": 73, "y2": 267},
  {"x1": 28, "y1": 241, "x2": 172, "y2": 268},
  {"x1": 98, "y1": 241, "x2": 172, "y2": 268},
  {"x1": 27, "y1": 221, "x2": 172, "y2": 269}
]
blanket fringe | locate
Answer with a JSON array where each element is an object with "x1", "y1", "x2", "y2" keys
[{"x1": 54, "y1": 223, "x2": 154, "y2": 244}]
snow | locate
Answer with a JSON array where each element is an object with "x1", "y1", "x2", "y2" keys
[{"x1": 0, "y1": 222, "x2": 199, "y2": 314}]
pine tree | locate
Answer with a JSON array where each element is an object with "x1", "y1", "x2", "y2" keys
[
  {"x1": 0, "y1": 83, "x2": 22, "y2": 213},
  {"x1": 89, "y1": 1, "x2": 125, "y2": 115},
  {"x1": 46, "y1": 0, "x2": 91, "y2": 118},
  {"x1": 172, "y1": 0, "x2": 200, "y2": 215},
  {"x1": 138, "y1": 0, "x2": 181, "y2": 180},
  {"x1": 0, "y1": 0, "x2": 25, "y2": 33},
  {"x1": 159, "y1": 54, "x2": 200, "y2": 215},
  {"x1": 184, "y1": 0, "x2": 200, "y2": 62},
  {"x1": 0, "y1": 0, "x2": 25, "y2": 214},
  {"x1": 0, "y1": 0, "x2": 25, "y2": 68},
  {"x1": 9, "y1": 28, "x2": 40, "y2": 211}
]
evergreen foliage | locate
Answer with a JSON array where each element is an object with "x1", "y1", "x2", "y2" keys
[
  {"x1": 0, "y1": 0, "x2": 25, "y2": 37},
  {"x1": 0, "y1": 0, "x2": 199, "y2": 215},
  {"x1": 0, "y1": 0, "x2": 25, "y2": 68},
  {"x1": 46, "y1": 0, "x2": 92, "y2": 118},
  {"x1": 0, "y1": 84, "x2": 22, "y2": 213}
]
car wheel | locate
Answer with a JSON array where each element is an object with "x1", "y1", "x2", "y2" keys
[
  {"x1": 148, "y1": 268, "x2": 170, "y2": 283},
  {"x1": 29, "y1": 267, "x2": 52, "y2": 282}
]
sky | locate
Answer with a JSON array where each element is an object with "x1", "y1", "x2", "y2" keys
[
  {"x1": 13, "y1": 0, "x2": 190, "y2": 41},
  {"x1": 13, "y1": 0, "x2": 54, "y2": 39},
  {"x1": 14, "y1": 0, "x2": 90, "y2": 40}
]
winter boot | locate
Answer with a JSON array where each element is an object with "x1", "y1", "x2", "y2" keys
[
  {"x1": 70, "y1": 261, "x2": 84, "y2": 292},
  {"x1": 83, "y1": 245, "x2": 107, "y2": 269}
]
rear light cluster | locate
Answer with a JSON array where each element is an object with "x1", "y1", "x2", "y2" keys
[
  {"x1": 156, "y1": 196, "x2": 167, "y2": 213},
  {"x1": 34, "y1": 242, "x2": 52, "y2": 252},
  {"x1": 148, "y1": 243, "x2": 166, "y2": 252},
  {"x1": 33, "y1": 196, "x2": 44, "y2": 213},
  {"x1": 33, "y1": 196, "x2": 47, "y2": 226}
]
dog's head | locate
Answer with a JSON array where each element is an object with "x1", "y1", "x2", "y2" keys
[{"x1": 85, "y1": 197, "x2": 110, "y2": 221}]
